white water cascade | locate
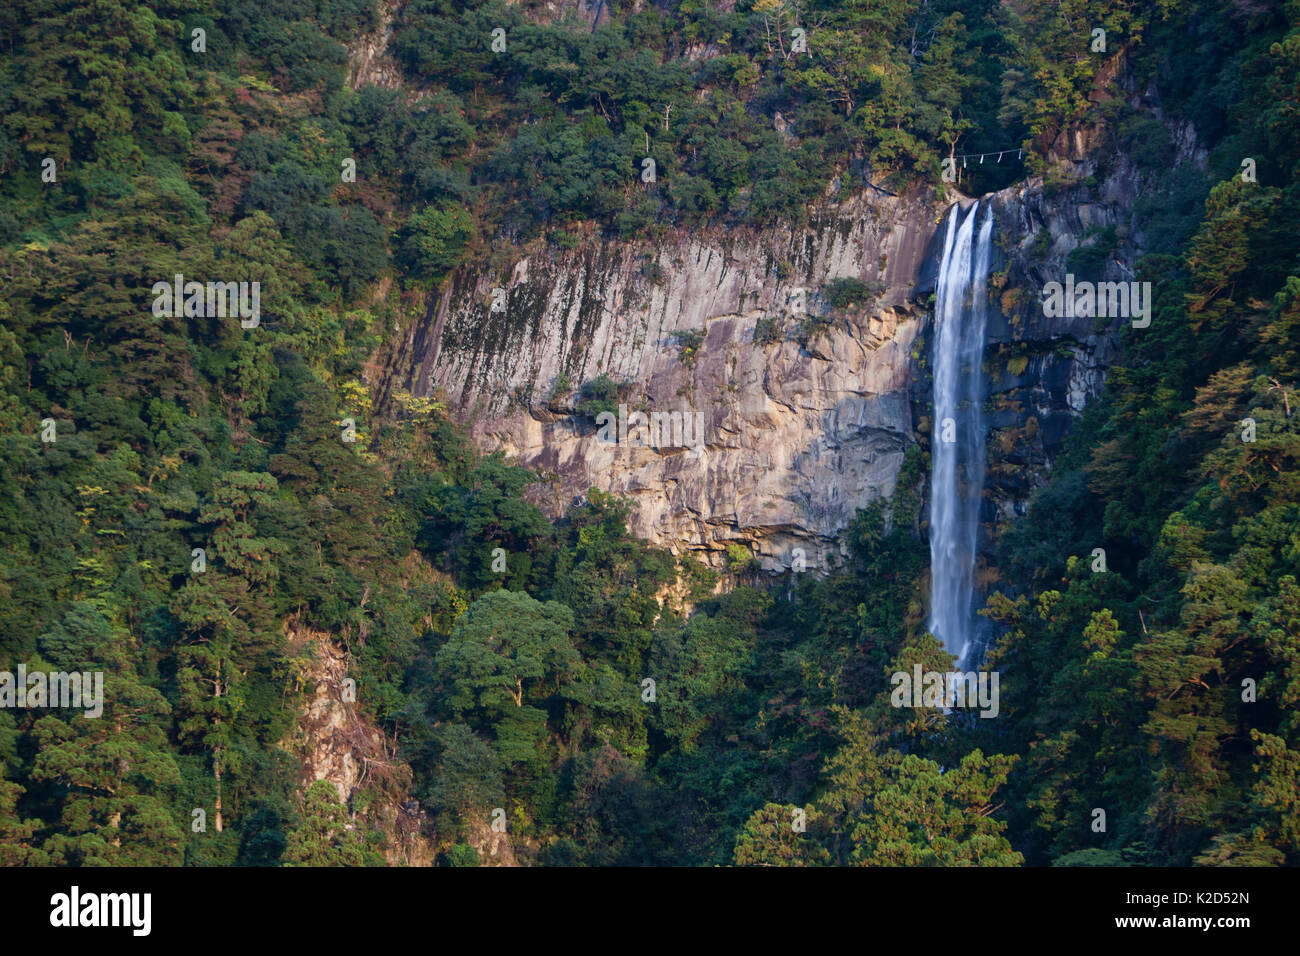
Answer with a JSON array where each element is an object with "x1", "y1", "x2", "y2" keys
[{"x1": 928, "y1": 200, "x2": 995, "y2": 669}]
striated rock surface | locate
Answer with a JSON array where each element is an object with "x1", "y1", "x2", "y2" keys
[
  {"x1": 380, "y1": 188, "x2": 941, "y2": 570},
  {"x1": 374, "y1": 91, "x2": 1195, "y2": 571},
  {"x1": 969, "y1": 95, "x2": 1206, "y2": 529},
  {"x1": 346, "y1": 0, "x2": 405, "y2": 91}
]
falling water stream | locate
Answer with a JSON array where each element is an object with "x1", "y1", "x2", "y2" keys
[{"x1": 928, "y1": 200, "x2": 995, "y2": 669}]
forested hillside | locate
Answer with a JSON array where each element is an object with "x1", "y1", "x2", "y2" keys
[{"x1": 0, "y1": 0, "x2": 1297, "y2": 867}]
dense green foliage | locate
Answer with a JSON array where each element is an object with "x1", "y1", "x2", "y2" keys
[
  {"x1": 984, "y1": 8, "x2": 1300, "y2": 864},
  {"x1": 0, "y1": 0, "x2": 1297, "y2": 867},
  {"x1": 385, "y1": 0, "x2": 1037, "y2": 237}
]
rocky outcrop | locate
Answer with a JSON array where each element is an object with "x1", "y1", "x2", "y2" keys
[
  {"x1": 967, "y1": 85, "x2": 1207, "y2": 529},
  {"x1": 373, "y1": 72, "x2": 1202, "y2": 572},
  {"x1": 379, "y1": 187, "x2": 941, "y2": 571},
  {"x1": 372, "y1": 170, "x2": 1151, "y2": 571},
  {"x1": 281, "y1": 615, "x2": 437, "y2": 866},
  {"x1": 512, "y1": 0, "x2": 645, "y2": 30},
  {"x1": 346, "y1": 0, "x2": 404, "y2": 91},
  {"x1": 465, "y1": 817, "x2": 519, "y2": 866}
]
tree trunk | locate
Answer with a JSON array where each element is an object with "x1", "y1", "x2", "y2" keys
[{"x1": 214, "y1": 674, "x2": 224, "y2": 832}]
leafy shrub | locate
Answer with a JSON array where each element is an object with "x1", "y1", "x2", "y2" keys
[
  {"x1": 676, "y1": 328, "x2": 705, "y2": 366},
  {"x1": 548, "y1": 372, "x2": 572, "y2": 400},
  {"x1": 725, "y1": 542, "x2": 756, "y2": 572},
  {"x1": 795, "y1": 313, "x2": 833, "y2": 345},
  {"x1": 1065, "y1": 226, "x2": 1118, "y2": 277},
  {"x1": 576, "y1": 374, "x2": 626, "y2": 419},
  {"x1": 444, "y1": 843, "x2": 481, "y2": 867},
  {"x1": 396, "y1": 201, "x2": 476, "y2": 283},
  {"x1": 753, "y1": 315, "x2": 784, "y2": 346},
  {"x1": 823, "y1": 277, "x2": 875, "y2": 310}
]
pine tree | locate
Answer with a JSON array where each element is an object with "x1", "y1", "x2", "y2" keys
[
  {"x1": 283, "y1": 780, "x2": 369, "y2": 866},
  {"x1": 31, "y1": 602, "x2": 184, "y2": 865}
]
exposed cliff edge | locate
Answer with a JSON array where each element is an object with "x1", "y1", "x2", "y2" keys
[
  {"x1": 282, "y1": 615, "x2": 439, "y2": 866},
  {"x1": 970, "y1": 105, "x2": 1206, "y2": 532},
  {"x1": 377, "y1": 187, "x2": 938, "y2": 571},
  {"x1": 373, "y1": 177, "x2": 1117, "y2": 571}
]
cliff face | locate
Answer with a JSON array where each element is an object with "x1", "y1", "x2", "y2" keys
[
  {"x1": 968, "y1": 181, "x2": 1129, "y2": 527},
  {"x1": 970, "y1": 107, "x2": 1205, "y2": 529},
  {"x1": 379, "y1": 187, "x2": 938, "y2": 570},
  {"x1": 375, "y1": 174, "x2": 1137, "y2": 570},
  {"x1": 373, "y1": 93, "x2": 1193, "y2": 572},
  {"x1": 347, "y1": 0, "x2": 404, "y2": 91}
]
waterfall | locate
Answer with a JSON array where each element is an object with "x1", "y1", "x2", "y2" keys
[{"x1": 928, "y1": 200, "x2": 995, "y2": 669}]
